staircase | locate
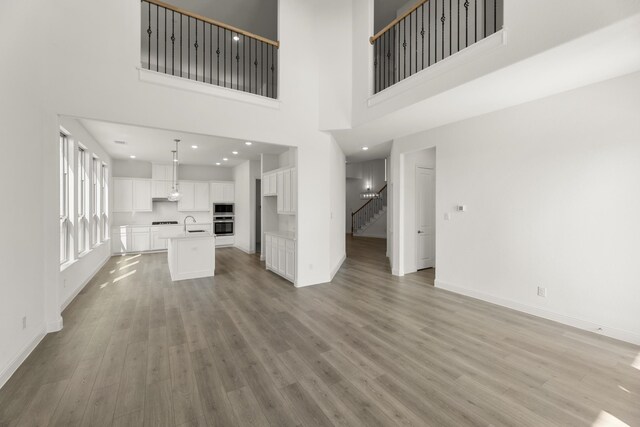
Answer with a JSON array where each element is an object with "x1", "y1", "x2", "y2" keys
[{"x1": 351, "y1": 185, "x2": 387, "y2": 236}]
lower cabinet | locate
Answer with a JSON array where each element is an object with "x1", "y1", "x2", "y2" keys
[
  {"x1": 150, "y1": 227, "x2": 168, "y2": 251},
  {"x1": 265, "y1": 233, "x2": 295, "y2": 283}
]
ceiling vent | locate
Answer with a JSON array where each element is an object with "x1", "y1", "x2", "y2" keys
[{"x1": 114, "y1": 140, "x2": 126, "y2": 145}]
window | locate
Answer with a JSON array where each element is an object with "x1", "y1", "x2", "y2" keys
[
  {"x1": 101, "y1": 163, "x2": 109, "y2": 241},
  {"x1": 77, "y1": 146, "x2": 88, "y2": 254},
  {"x1": 92, "y1": 156, "x2": 100, "y2": 246},
  {"x1": 60, "y1": 133, "x2": 70, "y2": 264}
]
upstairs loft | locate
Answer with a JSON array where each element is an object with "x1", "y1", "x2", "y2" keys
[{"x1": 139, "y1": 0, "x2": 504, "y2": 101}]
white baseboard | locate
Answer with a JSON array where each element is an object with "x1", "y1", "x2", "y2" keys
[
  {"x1": 0, "y1": 327, "x2": 46, "y2": 389},
  {"x1": 234, "y1": 245, "x2": 256, "y2": 255},
  {"x1": 46, "y1": 317, "x2": 63, "y2": 332},
  {"x1": 329, "y1": 254, "x2": 346, "y2": 281},
  {"x1": 60, "y1": 253, "x2": 111, "y2": 311},
  {"x1": 435, "y1": 279, "x2": 640, "y2": 345}
]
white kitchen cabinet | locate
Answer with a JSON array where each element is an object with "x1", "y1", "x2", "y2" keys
[
  {"x1": 113, "y1": 178, "x2": 152, "y2": 212},
  {"x1": 131, "y1": 227, "x2": 150, "y2": 252},
  {"x1": 113, "y1": 179, "x2": 133, "y2": 212},
  {"x1": 264, "y1": 232, "x2": 295, "y2": 284},
  {"x1": 180, "y1": 181, "x2": 212, "y2": 211},
  {"x1": 152, "y1": 164, "x2": 173, "y2": 181},
  {"x1": 283, "y1": 169, "x2": 291, "y2": 213},
  {"x1": 211, "y1": 181, "x2": 235, "y2": 203},
  {"x1": 263, "y1": 173, "x2": 277, "y2": 196},
  {"x1": 178, "y1": 181, "x2": 195, "y2": 211},
  {"x1": 111, "y1": 226, "x2": 129, "y2": 253},
  {"x1": 194, "y1": 182, "x2": 210, "y2": 211},
  {"x1": 265, "y1": 235, "x2": 272, "y2": 268},
  {"x1": 276, "y1": 171, "x2": 284, "y2": 213},
  {"x1": 291, "y1": 167, "x2": 297, "y2": 214},
  {"x1": 150, "y1": 227, "x2": 167, "y2": 250},
  {"x1": 133, "y1": 180, "x2": 152, "y2": 211},
  {"x1": 285, "y1": 239, "x2": 295, "y2": 281},
  {"x1": 152, "y1": 180, "x2": 172, "y2": 198}
]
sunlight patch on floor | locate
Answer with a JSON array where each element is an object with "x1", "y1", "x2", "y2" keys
[
  {"x1": 632, "y1": 353, "x2": 640, "y2": 370},
  {"x1": 592, "y1": 410, "x2": 629, "y2": 427},
  {"x1": 112, "y1": 269, "x2": 137, "y2": 283}
]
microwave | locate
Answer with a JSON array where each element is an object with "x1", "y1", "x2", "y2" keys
[{"x1": 213, "y1": 203, "x2": 234, "y2": 215}]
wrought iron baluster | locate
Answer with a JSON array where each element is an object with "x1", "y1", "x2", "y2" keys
[
  {"x1": 403, "y1": 19, "x2": 406, "y2": 79},
  {"x1": 449, "y1": 0, "x2": 452, "y2": 57},
  {"x1": 494, "y1": 0, "x2": 497, "y2": 32},
  {"x1": 216, "y1": 27, "x2": 220, "y2": 85},
  {"x1": 188, "y1": 17, "x2": 191, "y2": 79},
  {"x1": 236, "y1": 35, "x2": 240, "y2": 90},
  {"x1": 441, "y1": 0, "x2": 445, "y2": 62},
  {"x1": 409, "y1": 11, "x2": 412, "y2": 76},
  {"x1": 243, "y1": 35, "x2": 246, "y2": 92},
  {"x1": 202, "y1": 20, "x2": 205, "y2": 82},
  {"x1": 230, "y1": 31, "x2": 233, "y2": 89},
  {"x1": 475, "y1": 0, "x2": 477, "y2": 42},
  {"x1": 171, "y1": 10, "x2": 175, "y2": 75},
  {"x1": 164, "y1": 8, "x2": 167, "y2": 73},
  {"x1": 209, "y1": 23, "x2": 212, "y2": 83},
  {"x1": 194, "y1": 19, "x2": 198, "y2": 81},
  {"x1": 180, "y1": 14, "x2": 183, "y2": 76},
  {"x1": 156, "y1": 4, "x2": 159, "y2": 71},
  {"x1": 457, "y1": 0, "x2": 460, "y2": 52},
  {"x1": 147, "y1": 2, "x2": 151, "y2": 69},
  {"x1": 434, "y1": 0, "x2": 438, "y2": 63},
  {"x1": 484, "y1": 0, "x2": 487, "y2": 37},
  {"x1": 464, "y1": 0, "x2": 469, "y2": 47},
  {"x1": 428, "y1": 0, "x2": 431, "y2": 66},
  {"x1": 421, "y1": 5, "x2": 425, "y2": 71}
]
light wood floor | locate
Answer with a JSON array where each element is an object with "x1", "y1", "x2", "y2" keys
[{"x1": 1, "y1": 236, "x2": 638, "y2": 426}]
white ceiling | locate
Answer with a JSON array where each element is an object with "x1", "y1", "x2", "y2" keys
[
  {"x1": 334, "y1": 14, "x2": 640, "y2": 158},
  {"x1": 165, "y1": 0, "x2": 278, "y2": 40},
  {"x1": 79, "y1": 118, "x2": 288, "y2": 167}
]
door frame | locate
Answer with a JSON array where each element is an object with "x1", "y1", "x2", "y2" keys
[{"x1": 415, "y1": 165, "x2": 435, "y2": 270}]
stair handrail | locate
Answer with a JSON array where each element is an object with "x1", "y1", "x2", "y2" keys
[{"x1": 351, "y1": 184, "x2": 387, "y2": 234}]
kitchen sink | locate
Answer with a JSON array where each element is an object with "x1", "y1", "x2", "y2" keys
[{"x1": 187, "y1": 229, "x2": 207, "y2": 233}]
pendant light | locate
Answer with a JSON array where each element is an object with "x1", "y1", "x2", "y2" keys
[{"x1": 167, "y1": 139, "x2": 182, "y2": 201}]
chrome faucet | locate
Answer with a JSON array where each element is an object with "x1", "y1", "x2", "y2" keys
[{"x1": 183, "y1": 215, "x2": 196, "y2": 231}]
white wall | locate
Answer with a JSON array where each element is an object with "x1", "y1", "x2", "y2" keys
[
  {"x1": 351, "y1": 0, "x2": 640, "y2": 129},
  {"x1": 329, "y1": 139, "x2": 346, "y2": 278},
  {"x1": 58, "y1": 117, "x2": 113, "y2": 310},
  {"x1": 0, "y1": 0, "x2": 49, "y2": 389},
  {"x1": 346, "y1": 159, "x2": 386, "y2": 233},
  {"x1": 112, "y1": 160, "x2": 233, "y2": 181},
  {"x1": 234, "y1": 160, "x2": 261, "y2": 254},
  {"x1": 390, "y1": 72, "x2": 640, "y2": 344}
]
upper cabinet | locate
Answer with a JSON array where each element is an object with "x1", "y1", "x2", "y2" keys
[
  {"x1": 264, "y1": 167, "x2": 296, "y2": 215},
  {"x1": 211, "y1": 182, "x2": 234, "y2": 203},
  {"x1": 178, "y1": 181, "x2": 210, "y2": 211},
  {"x1": 152, "y1": 164, "x2": 173, "y2": 181},
  {"x1": 113, "y1": 178, "x2": 152, "y2": 212}
]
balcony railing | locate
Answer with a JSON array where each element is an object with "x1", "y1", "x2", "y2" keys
[
  {"x1": 141, "y1": 0, "x2": 279, "y2": 99},
  {"x1": 371, "y1": 0, "x2": 503, "y2": 93}
]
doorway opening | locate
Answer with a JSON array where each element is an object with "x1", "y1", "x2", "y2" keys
[{"x1": 256, "y1": 179, "x2": 261, "y2": 254}]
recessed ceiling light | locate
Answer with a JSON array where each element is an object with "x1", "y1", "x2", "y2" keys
[
  {"x1": 173, "y1": 159, "x2": 178, "y2": 162},
  {"x1": 191, "y1": 145, "x2": 198, "y2": 149},
  {"x1": 223, "y1": 158, "x2": 228, "y2": 161},
  {"x1": 215, "y1": 162, "x2": 221, "y2": 166},
  {"x1": 130, "y1": 155, "x2": 136, "y2": 159},
  {"x1": 232, "y1": 151, "x2": 238, "y2": 155},
  {"x1": 233, "y1": 36, "x2": 240, "y2": 41},
  {"x1": 245, "y1": 142, "x2": 252, "y2": 146},
  {"x1": 362, "y1": 146, "x2": 369, "y2": 151}
]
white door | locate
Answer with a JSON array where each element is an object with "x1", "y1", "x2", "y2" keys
[{"x1": 416, "y1": 167, "x2": 435, "y2": 270}]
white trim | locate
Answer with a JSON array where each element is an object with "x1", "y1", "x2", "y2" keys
[
  {"x1": 138, "y1": 68, "x2": 282, "y2": 109},
  {"x1": 329, "y1": 254, "x2": 347, "y2": 281},
  {"x1": 234, "y1": 245, "x2": 256, "y2": 255},
  {"x1": 367, "y1": 29, "x2": 507, "y2": 107},
  {"x1": 60, "y1": 253, "x2": 111, "y2": 311},
  {"x1": 435, "y1": 279, "x2": 640, "y2": 345},
  {"x1": 0, "y1": 327, "x2": 46, "y2": 389},
  {"x1": 46, "y1": 317, "x2": 64, "y2": 332}
]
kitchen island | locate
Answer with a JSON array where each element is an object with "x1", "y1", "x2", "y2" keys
[{"x1": 160, "y1": 229, "x2": 215, "y2": 281}]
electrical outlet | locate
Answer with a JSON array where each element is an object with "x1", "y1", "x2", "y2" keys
[
  {"x1": 537, "y1": 286, "x2": 547, "y2": 297},
  {"x1": 22, "y1": 316, "x2": 27, "y2": 329}
]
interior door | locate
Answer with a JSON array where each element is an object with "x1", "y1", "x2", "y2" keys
[{"x1": 416, "y1": 167, "x2": 435, "y2": 270}]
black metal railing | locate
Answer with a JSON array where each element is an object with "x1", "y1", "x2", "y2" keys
[
  {"x1": 371, "y1": 0, "x2": 503, "y2": 93},
  {"x1": 141, "y1": 0, "x2": 278, "y2": 99},
  {"x1": 352, "y1": 185, "x2": 387, "y2": 234}
]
